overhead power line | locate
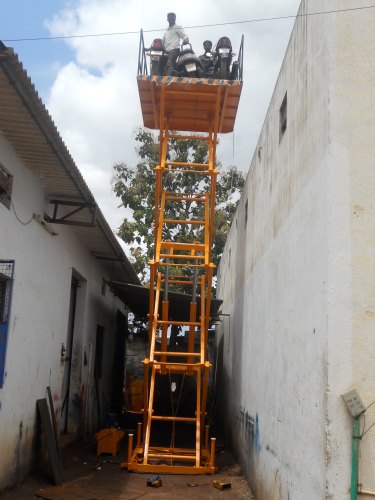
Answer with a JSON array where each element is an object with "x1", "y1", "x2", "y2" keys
[{"x1": 2, "y1": 5, "x2": 375, "y2": 43}]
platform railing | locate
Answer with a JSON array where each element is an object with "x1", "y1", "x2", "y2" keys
[
  {"x1": 237, "y1": 34, "x2": 244, "y2": 81},
  {"x1": 137, "y1": 29, "x2": 148, "y2": 76}
]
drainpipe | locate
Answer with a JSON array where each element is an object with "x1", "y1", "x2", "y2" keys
[{"x1": 350, "y1": 415, "x2": 360, "y2": 500}]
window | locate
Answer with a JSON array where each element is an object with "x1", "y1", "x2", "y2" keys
[
  {"x1": 279, "y1": 92, "x2": 287, "y2": 142},
  {"x1": 0, "y1": 260, "x2": 15, "y2": 387},
  {"x1": 0, "y1": 164, "x2": 13, "y2": 210},
  {"x1": 244, "y1": 199, "x2": 248, "y2": 227}
]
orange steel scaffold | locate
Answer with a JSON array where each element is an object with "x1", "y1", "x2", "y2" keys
[{"x1": 122, "y1": 72, "x2": 242, "y2": 474}]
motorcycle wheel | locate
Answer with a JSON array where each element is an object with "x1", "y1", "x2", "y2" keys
[
  {"x1": 150, "y1": 60, "x2": 160, "y2": 76},
  {"x1": 219, "y1": 58, "x2": 228, "y2": 79}
]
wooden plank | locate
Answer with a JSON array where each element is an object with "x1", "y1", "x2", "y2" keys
[
  {"x1": 46, "y1": 386, "x2": 62, "y2": 464},
  {"x1": 37, "y1": 398, "x2": 62, "y2": 485}
]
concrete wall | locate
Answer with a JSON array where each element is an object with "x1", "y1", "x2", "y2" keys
[
  {"x1": 0, "y1": 132, "x2": 127, "y2": 491},
  {"x1": 216, "y1": 1, "x2": 375, "y2": 498}
]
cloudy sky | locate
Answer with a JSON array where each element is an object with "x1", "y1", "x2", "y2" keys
[{"x1": 1, "y1": 0, "x2": 302, "y2": 240}]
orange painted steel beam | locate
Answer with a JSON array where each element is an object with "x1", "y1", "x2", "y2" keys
[
  {"x1": 160, "y1": 242, "x2": 205, "y2": 251},
  {"x1": 147, "y1": 453, "x2": 197, "y2": 461},
  {"x1": 128, "y1": 462, "x2": 216, "y2": 474},
  {"x1": 142, "y1": 360, "x2": 149, "y2": 440},
  {"x1": 157, "y1": 320, "x2": 200, "y2": 327},
  {"x1": 159, "y1": 254, "x2": 205, "y2": 260},
  {"x1": 157, "y1": 262, "x2": 205, "y2": 268},
  {"x1": 154, "y1": 363, "x2": 202, "y2": 372},
  {"x1": 151, "y1": 416, "x2": 196, "y2": 423},
  {"x1": 154, "y1": 351, "x2": 201, "y2": 358},
  {"x1": 143, "y1": 363, "x2": 156, "y2": 464},
  {"x1": 165, "y1": 161, "x2": 209, "y2": 168}
]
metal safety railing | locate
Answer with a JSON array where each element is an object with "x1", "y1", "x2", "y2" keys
[
  {"x1": 137, "y1": 29, "x2": 148, "y2": 76},
  {"x1": 237, "y1": 34, "x2": 244, "y2": 81}
]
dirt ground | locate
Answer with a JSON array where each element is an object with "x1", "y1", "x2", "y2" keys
[{"x1": 1, "y1": 437, "x2": 254, "y2": 499}]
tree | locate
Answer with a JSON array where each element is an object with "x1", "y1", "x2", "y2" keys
[{"x1": 112, "y1": 127, "x2": 245, "y2": 285}]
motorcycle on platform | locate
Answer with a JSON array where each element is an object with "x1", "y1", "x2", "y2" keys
[
  {"x1": 200, "y1": 50, "x2": 215, "y2": 77},
  {"x1": 213, "y1": 36, "x2": 238, "y2": 80},
  {"x1": 145, "y1": 38, "x2": 166, "y2": 76},
  {"x1": 174, "y1": 42, "x2": 203, "y2": 78}
]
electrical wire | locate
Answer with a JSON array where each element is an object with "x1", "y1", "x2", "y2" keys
[
  {"x1": 2, "y1": 5, "x2": 375, "y2": 43},
  {"x1": 362, "y1": 419, "x2": 375, "y2": 438},
  {"x1": 365, "y1": 399, "x2": 375, "y2": 411},
  {"x1": 361, "y1": 412, "x2": 366, "y2": 438},
  {"x1": 360, "y1": 399, "x2": 375, "y2": 438},
  {"x1": 10, "y1": 199, "x2": 33, "y2": 225}
]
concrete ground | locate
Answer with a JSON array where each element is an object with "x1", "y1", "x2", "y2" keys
[{"x1": 1, "y1": 437, "x2": 254, "y2": 499}]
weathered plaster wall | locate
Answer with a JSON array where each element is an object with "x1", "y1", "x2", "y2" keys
[
  {"x1": 0, "y1": 133, "x2": 126, "y2": 490},
  {"x1": 325, "y1": 1, "x2": 375, "y2": 496},
  {"x1": 216, "y1": 1, "x2": 375, "y2": 498}
]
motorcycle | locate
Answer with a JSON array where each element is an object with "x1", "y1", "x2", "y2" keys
[
  {"x1": 213, "y1": 36, "x2": 236, "y2": 80},
  {"x1": 175, "y1": 42, "x2": 203, "y2": 78},
  {"x1": 199, "y1": 50, "x2": 215, "y2": 77},
  {"x1": 145, "y1": 38, "x2": 166, "y2": 76}
]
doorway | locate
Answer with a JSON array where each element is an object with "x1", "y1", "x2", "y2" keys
[{"x1": 61, "y1": 272, "x2": 85, "y2": 434}]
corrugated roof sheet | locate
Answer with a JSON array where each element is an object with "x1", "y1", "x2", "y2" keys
[{"x1": 0, "y1": 43, "x2": 140, "y2": 286}]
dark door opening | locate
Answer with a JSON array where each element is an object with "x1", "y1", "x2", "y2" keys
[
  {"x1": 60, "y1": 276, "x2": 79, "y2": 434},
  {"x1": 110, "y1": 311, "x2": 128, "y2": 416}
]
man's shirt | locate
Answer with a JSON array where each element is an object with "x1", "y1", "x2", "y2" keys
[{"x1": 162, "y1": 24, "x2": 188, "y2": 51}]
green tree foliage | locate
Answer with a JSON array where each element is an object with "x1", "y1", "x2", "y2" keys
[{"x1": 112, "y1": 128, "x2": 245, "y2": 284}]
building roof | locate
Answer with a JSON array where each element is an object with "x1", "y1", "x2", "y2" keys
[{"x1": 0, "y1": 41, "x2": 140, "y2": 287}]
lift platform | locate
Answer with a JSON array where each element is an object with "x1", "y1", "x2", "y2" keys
[
  {"x1": 137, "y1": 75, "x2": 242, "y2": 133},
  {"x1": 122, "y1": 32, "x2": 243, "y2": 475}
]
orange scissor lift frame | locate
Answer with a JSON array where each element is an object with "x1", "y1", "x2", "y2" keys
[{"x1": 123, "y1": 33, "x2": 243, "y2": 475}]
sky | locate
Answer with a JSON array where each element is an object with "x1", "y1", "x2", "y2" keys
[{"x1": 0, "y1": 0, "x2": 302, "y2": 243}]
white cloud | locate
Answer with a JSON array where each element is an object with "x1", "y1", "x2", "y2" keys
[{"x1": 45, "y1": 0, "x2": 301, "y2": 238}]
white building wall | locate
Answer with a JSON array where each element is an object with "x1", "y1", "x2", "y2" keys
[
  {"x1": 0, "y1": 133, "x2": 127, "y2": 490},
  {"x1": 216, "y1": 1, "x2": 375, "y2": 498},
  {"x1": 326, "y1": 2, "x2": 375, "y2": 496}
]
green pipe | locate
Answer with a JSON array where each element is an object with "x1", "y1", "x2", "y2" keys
[{"x1": 350, "y1": 415, "x2": 361, "y2": 500}]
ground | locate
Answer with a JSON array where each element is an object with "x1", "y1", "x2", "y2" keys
[{"x1": 1, "y1": 436, "x2": 254, "y2": 499}]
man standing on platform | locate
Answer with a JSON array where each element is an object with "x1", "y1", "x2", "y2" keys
[{"x1": 162, "y1": 12, "x2": 189, "y2": 76}]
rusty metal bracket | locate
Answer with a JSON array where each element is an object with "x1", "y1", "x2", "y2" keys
[{"x1": 45, "y1": 198, "x2": 97, "y2": 227}]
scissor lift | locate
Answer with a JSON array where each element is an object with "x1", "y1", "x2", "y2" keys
[{"x1": 123, "y1": 33, "x2": 243, "y2": 474}]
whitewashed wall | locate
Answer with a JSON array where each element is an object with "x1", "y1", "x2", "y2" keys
[
  {"x1": 216, "y1": 1, "x2": 375, "y2": 498},
  {"x1": 0, "y1": 132, "x2": 127, "y2": 490}
]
